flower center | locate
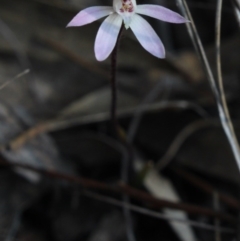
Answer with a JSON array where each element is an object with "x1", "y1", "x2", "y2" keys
[
  {"x1": 113, "y1": 0, "x2": 136, "y2": 28},
  {"x1": 120, "y1": 0, "x2": 134, "y2": 13}
]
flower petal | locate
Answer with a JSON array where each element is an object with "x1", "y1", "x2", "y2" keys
[
  {"x1": 136, "y1": 5, "x2": 188, "y2": 23},
  {"x1": 67, "y1": 6, "x2": 113, "y2": 27},
  {"x1": 129, "y1": 14, "x2": 165, "y2": 58},
  {"x1": 94, "y1": 13, "x2": 122, "y2": 61}
]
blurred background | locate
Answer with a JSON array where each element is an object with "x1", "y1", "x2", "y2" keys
[{"x1": 0, "y1": 0, "x2": 240, "y2": 240}]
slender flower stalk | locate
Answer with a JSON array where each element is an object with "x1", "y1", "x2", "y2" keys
[
  {"x1": 110, "y1": 24, "x2": 124, "y2": 138},
  {"x1": 67, "y1": 0, "x2": 188, "y2": 61}
]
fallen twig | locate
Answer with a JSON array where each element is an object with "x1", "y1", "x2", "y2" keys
[{"x1": 0, "y1": 158, "x2": 236, "y2": 224}]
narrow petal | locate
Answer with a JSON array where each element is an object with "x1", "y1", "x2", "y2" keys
[
  {"x1": 94, "y1": 13, "x2": 122, "y2": 61},
  {"x1": 130, "y1": 14, "x2": 165, "y2": 58},
  {"x1": 136, "y1": 5, "x2": 188, "y2": 23},
  {"x1": 67, "y1": 6, "x2": 113, "y2": 27}
]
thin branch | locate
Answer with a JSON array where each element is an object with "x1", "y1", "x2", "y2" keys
[
  {"x1": 0, "y1": 101, "x2": 208, "y2": 152},
  {"x1": 232, "y1": 0, "x2": 240, "y2": 11},
  {"x1": 213, "y1": 192, "x2": 221, "y2": 241},
  {"x1": 0, "y1": 69, "x2": 30, "y2": 90},
  {"x1": 176, "y1": 0, "x2": 240, "y2": 172},
  {"x1": 156, "y1": 120, "x2": 212, "y2": 170},
  {"x1": 172, "y1": 167, "x2": 240, "y2": 210},
  {"x1": 83, "y1": 190, "x2": 234, "y2": 233},
  {"x1": 0, "y1": 158, "x2": 236, "y2": 223},
  {"x1": 0, "y1": 18, "x2": 31, "y2": 79},
  {"x1": 215, "y1": 0, "x2": 234, "y2": 146},
  {"x1": 128, "y1": 79, "x2": 171, "y2": 143},
  {"x1": 232, "y1": 0, "x2": 240, "y2": 26}
]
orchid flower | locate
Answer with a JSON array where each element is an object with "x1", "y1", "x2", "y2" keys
[{"x1": 67, "y1": 0, "x2": 188, "y2": 61}]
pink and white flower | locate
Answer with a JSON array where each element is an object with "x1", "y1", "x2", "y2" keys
[{"x1": 67, "y1": 0, "x2": 188, "y2": 61}]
